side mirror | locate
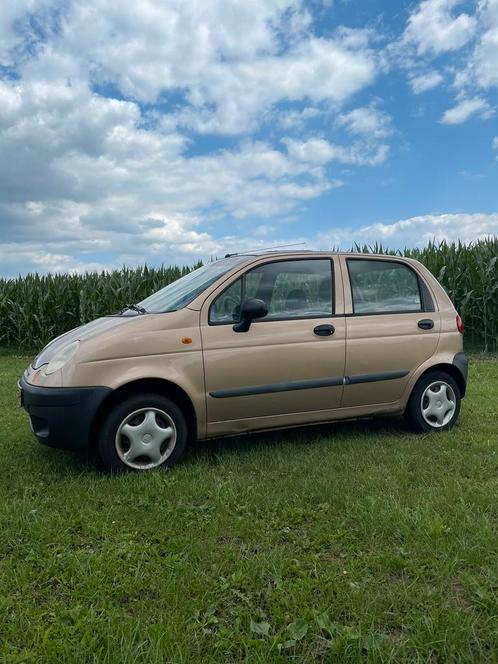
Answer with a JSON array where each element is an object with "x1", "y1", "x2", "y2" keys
[{"x1": 233, "y1": 298, "x2": 268, "y2": 332}]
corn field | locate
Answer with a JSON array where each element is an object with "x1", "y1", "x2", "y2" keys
[
  {"x1": 0, "y1": 264, "x2": 199, "y2": 351},
  {"x1": 0, "y1": 239, "x2": 496, "y2": 352}
]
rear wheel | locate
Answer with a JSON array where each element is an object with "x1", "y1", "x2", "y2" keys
[
  {"x1": 405, "y1": 371, "x2": 461, "y2": 432},
  {"x1": 98, "y1": 393, "x2": 188, "y2": 472}
]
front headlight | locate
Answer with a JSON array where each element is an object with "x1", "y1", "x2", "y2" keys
[{"x1": 43, "y1": 341, "x2": 80, "y2": 375}]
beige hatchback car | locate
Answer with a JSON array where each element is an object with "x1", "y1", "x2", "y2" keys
[{"x1": 20, "y1": 251, "x2": 468, "y2": 472}]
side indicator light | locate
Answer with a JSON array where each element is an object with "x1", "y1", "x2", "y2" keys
[
  {"x1": 456, "y1": 314, "x2": 464, "y2": 334},
  {"x1": 181, "y1": 337, "x2": 193, "y2": 345}
]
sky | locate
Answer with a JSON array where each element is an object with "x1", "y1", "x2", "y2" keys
[{"x1": 0, "y1": 0, "x2": 497, "y2": 277}]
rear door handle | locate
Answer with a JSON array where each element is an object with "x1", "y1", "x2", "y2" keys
[
  {"x1": 418, "y1": 319, "x2": 434, "y2": 330},
  {"x1": 314, "y1": 324, "x2": 335, "y2": 336}
]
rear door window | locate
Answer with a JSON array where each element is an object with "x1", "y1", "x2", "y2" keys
[{"x1": 347, "y1": 259, "x2": 422, "y2": 314}]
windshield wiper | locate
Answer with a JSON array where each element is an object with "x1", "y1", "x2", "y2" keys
[
  {"x1": 126, "y1": 303, "x2": 147, "y2": 314},
  {"x1": 113, "y1": 303, "x2": 147, "y2": 315}
]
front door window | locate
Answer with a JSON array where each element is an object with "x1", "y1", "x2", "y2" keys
[{"x1": 209, "y1": 258, "x2": 333, "y2": 324}]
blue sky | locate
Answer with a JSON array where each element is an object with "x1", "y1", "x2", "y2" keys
[{"x1": 0, "y1": 0, "x2": 497, "y2": 276}]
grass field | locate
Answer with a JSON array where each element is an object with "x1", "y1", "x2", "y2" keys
[{"x1": 0, "y1": 355, "x2": 497, "y2": 662}]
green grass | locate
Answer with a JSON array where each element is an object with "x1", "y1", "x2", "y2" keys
[{"x1": 0, "y1": 355, "x2": 497, "y2": 662}]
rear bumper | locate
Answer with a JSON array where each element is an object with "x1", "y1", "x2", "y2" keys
[
  {"x1": 452, "y1": 352, "x2": 468, "y2": 397},
  {"x1": 19, "y1": 376, "x2": 111, "y2": 450}
]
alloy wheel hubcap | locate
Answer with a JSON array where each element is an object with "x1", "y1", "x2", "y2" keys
[
  {"x1": 115, "y1": 407, "x2": 177, "y2": 470},
  {"x1": 420, "y1": 381, "x2": 456, "y2": 428}
]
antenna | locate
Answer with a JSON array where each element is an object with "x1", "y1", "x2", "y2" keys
[{"x1": 224, "y1": 242, "x2": 306, "y2": 258}]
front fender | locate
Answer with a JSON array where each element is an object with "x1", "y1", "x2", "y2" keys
[{"x1": 65, "y1": 350, "x2": 206, "y2": 438}]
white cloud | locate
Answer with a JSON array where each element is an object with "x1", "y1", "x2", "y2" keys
[
  {"x1": 3, "y1": 210, "x2": 496, "y2": 278},
  {"x1": 454, "y1": 0, "x2": 498, "y2": 90},
  {"x1": 0, "y1": 0, "x2": 394, "y2": 276},
  {"x1": 275, "y1": 106, "x2": 321, "y2": 130},
  {"x1": 1, "y1": 0, "x2": 494, "y2": 277},
  {"x1": 472, "y1": 26, "x2": 498, "y2": 89},
  {"x1": 337, "y1": 106, "x2": 393, "y2": 138},
  {"x1": 0, "y1": 241, "x2": 113, "y2": 275},
  {"x1": 2, "y1": 210, "x2": 497, "y2": 277},
  {"x1": 284, "y1": 138, "x2": 340, "y2": 164},
  {"x1": 29, "y1": 0, "x2": 379, "y2": 135},
  {"x1": 0, "y1": 1, "x2": 382, "y2": 137},
  {"x1": 283, "y1": 137, "x2": 389, "y2": 166},
  {"x1": 401, "y1": 1, "x2": 498, "y2": 129},
  {"x1": 440, "y1": 96, "x2": 493, "y2": 123},
  {"x1": 493, "y1": 136, "x2": 498, "y2": 148},
  {"x1": 409, "y1": 70, "x2": 444, "y2": 93},
  {"x1": 403, "y1": 0, "x2": 476, "y2": 55},
  {"x1": 1, "y1": 67, "x2": 358, "y2": 273},
  {"x1": 317, "y1": 212, "x2": 498, "y2": 248},
  {"x1": 167, "y1": 35, "x2": 378, "y2": 134}
]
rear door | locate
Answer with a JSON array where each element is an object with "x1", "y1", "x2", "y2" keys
[
  {"x1": 200, "y1": 257, "x2": 346, "y2": 435},
  {"x1": 339, "y1": 256, "x2": 440, "y2": 408}
]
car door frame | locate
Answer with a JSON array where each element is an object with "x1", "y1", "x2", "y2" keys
[
  {"x1": 198, "y1": 253, "x2": 347, "y2": 437},
  {"x1": 338, "y1": 254, "x2": 441, "y2": 409}
]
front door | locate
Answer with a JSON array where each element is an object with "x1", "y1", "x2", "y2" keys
[
  {"x1": 200, "y1": 257, "x2": 346, "y2": 436},
  {"x1": 339, "y1": 256, "x2": 441, "y2": 408}
]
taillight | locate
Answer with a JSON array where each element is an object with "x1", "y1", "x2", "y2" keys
[{"x1": 456, "y1": 314, "x2": 464, "y2": 334}]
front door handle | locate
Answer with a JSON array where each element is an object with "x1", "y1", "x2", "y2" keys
[
  {"x1": 418, "y1": 319, "x2": 434, "y2": 330},
  {"x1": 314, "y1": 324, "x2": 335, "y2": 336}
]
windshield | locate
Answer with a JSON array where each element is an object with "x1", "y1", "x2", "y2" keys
[{"x1": 128, "y1": 256, "x2": 249, "y2": 314}]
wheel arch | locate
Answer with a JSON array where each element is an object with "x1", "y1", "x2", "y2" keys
[
  {"x1": 414, "y1": 362, "x2": 466, "y2": 398},
  {"x1": 89, "y1": 377, "x2": 198, "y2": 449}
]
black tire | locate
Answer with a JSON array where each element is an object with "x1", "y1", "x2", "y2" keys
[
  {"x1": 405, "y1": 370, "x2": 461, "y2": 433},
  {"x1": 98, "y1": 393, "x2": 188, "y2": 472}
]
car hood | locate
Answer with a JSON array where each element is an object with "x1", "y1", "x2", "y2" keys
[{"x1": 32, "y1": 316, "x2": 139, "y2": 368}]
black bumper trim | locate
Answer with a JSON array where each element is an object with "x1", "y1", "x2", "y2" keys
[
  {"x1": 452, "y1": 352, "x2": 468, "y2": 397},
  {"x1": 19, "y1": 377, "x2": 112, "y2": 450}
]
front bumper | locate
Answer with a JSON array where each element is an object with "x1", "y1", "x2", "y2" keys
[{"x1": 19, "y1": 376, "x2": 112, "y2": 450}]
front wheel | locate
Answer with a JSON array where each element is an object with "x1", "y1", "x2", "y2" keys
[
  {"x1": 405, "y1": 371, "x2": 461, "y2": 432},
  {"x1": 98, "y1": 393, "x2": 188, "y2": 472}
]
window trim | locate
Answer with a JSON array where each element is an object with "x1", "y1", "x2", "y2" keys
[
  {"x1": 208, "y1": 257, "x2": 335, "y2": 326},
  {"x1": 346, "y1": 257, "x2": 431, "y2": 316}
]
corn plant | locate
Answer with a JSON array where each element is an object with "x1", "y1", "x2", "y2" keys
[
  {"x1": 0, "y1": 239, "x2": 496, "y2": 352},
  {"x1": 0, "y1": 263, "x2": 199, "y2": 350}
]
